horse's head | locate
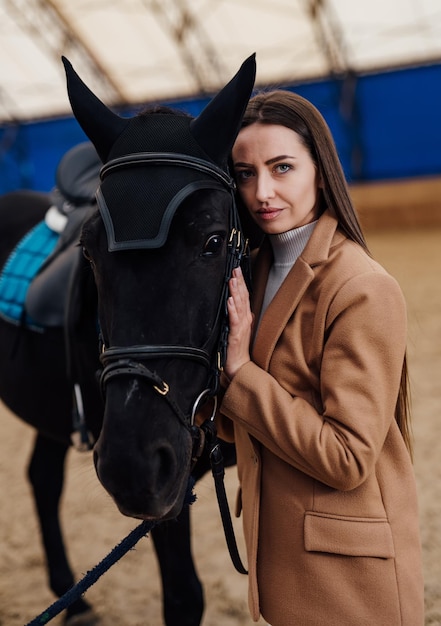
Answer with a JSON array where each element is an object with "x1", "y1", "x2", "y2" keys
[{"x1": 63, "y1": 55, "x2": 255, "y2": 520}]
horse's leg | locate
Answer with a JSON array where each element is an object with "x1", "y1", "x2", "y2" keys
[
  {"x1": 151, "y1": 440, "x2": 236, "y2": 626},
  {"x1": 27, "y1": 433, "x2": 92, "y2": 622},
  {"x1": 151, "y1": 505, "x2": 204, "y2": 626}
]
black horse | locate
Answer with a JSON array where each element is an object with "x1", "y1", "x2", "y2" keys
[
  {"x1": 0, "y1": 53, "x2": 256, "y2": 625},
  {"x1": 0, "y1": 151, "x2": 239, "y2": 626},
  {"x1": 0, "y1": 149, "x2": 238, "y2": 626}
]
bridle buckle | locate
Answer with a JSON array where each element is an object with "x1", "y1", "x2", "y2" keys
[{"x1": 153, "y1": 381, "x2": 169, "y2": 396}]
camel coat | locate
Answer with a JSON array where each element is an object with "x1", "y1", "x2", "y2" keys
[{"x1": 218, "y1": 210, "x2": 424, "y2": 625}]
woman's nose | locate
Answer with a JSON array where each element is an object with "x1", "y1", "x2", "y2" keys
[{"x1": 255, "y1": 172, "x2": 275, "y2": 202}]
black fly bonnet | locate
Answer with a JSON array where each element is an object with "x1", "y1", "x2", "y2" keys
[
  {"x1": 62, "y1": 54, "x2": 256, "y2": 418},
  {"x1": 63, "y1": 55, "x2": 256, "y2": 252},
  {"x1": 98, "y1": 116, "x2": 236, "y2": 251}
]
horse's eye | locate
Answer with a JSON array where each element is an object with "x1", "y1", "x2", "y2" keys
[{"x1": 202, "y1": 234, "x2": 224, "y2": 257}]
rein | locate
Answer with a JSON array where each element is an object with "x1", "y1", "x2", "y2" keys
[{"x1": 98, "y1": 152, "x2": 248, "y2": 575}]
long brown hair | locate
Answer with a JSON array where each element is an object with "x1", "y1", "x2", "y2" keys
[{"x1": 239, "y1": 90, "x2": 413, "y2": 456}]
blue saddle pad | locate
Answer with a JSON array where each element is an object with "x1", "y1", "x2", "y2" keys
[{"x1": 0, "y1": 221, "x2": 60, "y2": 328}]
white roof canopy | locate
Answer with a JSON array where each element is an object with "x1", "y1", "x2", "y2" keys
[{"x1": 1, "y1": 0, "x2": 441, "y2": 123}]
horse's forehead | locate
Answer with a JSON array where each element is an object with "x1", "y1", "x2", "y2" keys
[{"x1": 107, "y1": 115, "x2": 207, "y2": 161}]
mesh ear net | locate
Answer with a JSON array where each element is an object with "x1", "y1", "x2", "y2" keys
[
  {"x1": 96, "y1": 114, "x2": 235, "y2": 251},
  {"x1": 98, "y1": 163, "x2": 229, "y2": 250}
]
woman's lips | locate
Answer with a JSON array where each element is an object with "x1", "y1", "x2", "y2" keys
[{"x1": 256, "y1": 208, "x2": 283, "y2": 220}]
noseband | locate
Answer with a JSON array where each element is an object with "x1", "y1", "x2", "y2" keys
[{"x1": 98, "y1": 152, "x2": 249, "y2": 432}]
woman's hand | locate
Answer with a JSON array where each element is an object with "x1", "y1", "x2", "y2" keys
[{"x1": 225, "y1": 266, "x2": 254, "y2": 379}]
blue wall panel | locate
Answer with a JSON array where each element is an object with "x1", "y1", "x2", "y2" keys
[
  {"x1": 1, "y1": 62, "x2": 441, "y2": 194},
  {"x1": 0, "y1": 117, "x2": 88, "y2": 194},
  {"x1": 355, "y1": 64, "x2": 441, "y2": 180}
]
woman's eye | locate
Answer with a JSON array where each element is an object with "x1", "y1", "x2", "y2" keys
[
  {"x1": 202, "y1": 234, "x2": 224, "y2": 257},
  {"x1": 235, "y1": 169, "x2": 253, "y2": 182},
  {"x1": 275, "y1": 163, "x2": 291, "y2": 174}
]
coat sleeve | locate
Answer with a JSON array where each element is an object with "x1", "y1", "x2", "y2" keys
[{"x1": 220, "y1": 270, "x2": 408, "y2": 491}]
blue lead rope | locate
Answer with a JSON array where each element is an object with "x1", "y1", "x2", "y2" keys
[
  {"x1": 25, "y1": 519, "x2": 155, "y2": 626},
  {"x1": 25, "y1": 478, "x2": 196, "y2": 625}
]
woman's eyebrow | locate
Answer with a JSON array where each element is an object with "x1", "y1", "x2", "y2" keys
[
  {"x1": 234, "y1": 155, "x2": 296, "y2": 168},
  {"x1": 265, "y1": 154, "x2": 295, "y2": 165}
]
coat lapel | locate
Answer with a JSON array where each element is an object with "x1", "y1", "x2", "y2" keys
[{"x1": 251, "y1": 210, "x2": 340, "y2": 370}]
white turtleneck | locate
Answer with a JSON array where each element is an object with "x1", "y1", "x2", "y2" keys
[{"x1": 260, "y1": 220, "x2": 317, "y2": 318}]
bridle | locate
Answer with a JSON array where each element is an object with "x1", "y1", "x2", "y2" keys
[
  {"x1": 96, "y1": 152, "x2": 249, "y2": 575},
  {"x1": 97, "y1": 152, "x2": 249, "y2": 432}
]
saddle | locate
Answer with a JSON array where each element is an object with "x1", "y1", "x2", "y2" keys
[{"x1": 25, "y1": 142, "x2": 101, "y2": 327}]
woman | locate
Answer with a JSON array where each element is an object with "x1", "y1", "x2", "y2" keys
[{"x1": 219, "y1": 91, "x2": 424, "y2": 625}]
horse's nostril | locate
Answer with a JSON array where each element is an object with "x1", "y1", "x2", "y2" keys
[
  {"x1": 148, "y1": 443, "x2": 177, "y2": 490},
  {"x1": 160, "y1": 444, "x2": 176, "y2": 476}
]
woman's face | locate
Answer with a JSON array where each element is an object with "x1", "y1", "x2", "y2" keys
[{"x1": 232, "y1": 123, "x2": 321, "y2": 234}]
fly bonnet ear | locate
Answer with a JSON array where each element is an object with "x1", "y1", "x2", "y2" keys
[
  {"x1": 62, "y1": 54, "x2": 256, "y2": 251},
  {"x1": 190, "y1": 53, "x2": 256, "y2": 170},
  {"x1": 62, "y1": 56, "x2": 128, "y2": 163},
  {"x1": 62, "y1": 54, "x2": 256, "y2": 172}
]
